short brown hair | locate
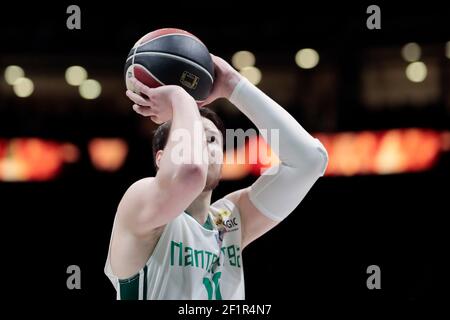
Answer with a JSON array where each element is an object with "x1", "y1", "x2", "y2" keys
[{"x1": 152, "y1": 108, "x2": 226, "y2": 169}]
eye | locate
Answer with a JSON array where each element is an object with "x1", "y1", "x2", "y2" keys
[{"x1": 208, "y1": 136, "x2": 216, "y2": 143}]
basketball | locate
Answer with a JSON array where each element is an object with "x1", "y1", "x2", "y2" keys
[{"x1": 124, "y1": 28, "x2": 215, "y2": 102}]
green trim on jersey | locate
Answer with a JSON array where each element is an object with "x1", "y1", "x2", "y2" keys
[
  {"x1": 143, "y1": 265, "x2": 148, "y2": 299},
  {"x1": 185, "y1": 211, "x2": 214, "y2": 231},
  {"x1": 118, "y1": 265, "x2": 148, "y2": 300},
  {"x1": 118, "y1": 273, "x2": 139, "y2": 300},
  {"x1": 203, "y1": 215, "x2": 214, "y2": 231}
]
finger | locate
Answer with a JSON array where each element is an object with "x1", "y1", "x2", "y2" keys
[
  {"x1": 150, "y1": 116, "x2": 162, "y2": 124},
  {"x1": 126, "y1": 89, "x2": 148, "y2": 105},
  {"x1": 126, "y1": 90, "x2": 149, "y2": 106},
  {"x1": 130, "y1": 77, "x2": 153, "y2": 97},
  {"x1": 132, "y1": 104, "x2": 155, "y2": 117}
]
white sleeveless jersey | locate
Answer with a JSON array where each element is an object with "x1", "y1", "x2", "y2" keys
[{"x1": 104, "y1": 198, "x2": 245, "y2": 300}]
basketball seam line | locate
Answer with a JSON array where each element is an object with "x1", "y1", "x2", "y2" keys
[
  {"x1": 138, "y1": 33, "x2": 204, "y2": 48},
  {"x1": 132, "y1": 41, "x2": 138, "y2": 74},
  {"x1": 134, "y1": 63, "x2": 166, "y2": 86},
  {"x1": 126, "y1": 52, "x2": 214, "y2": 83}
]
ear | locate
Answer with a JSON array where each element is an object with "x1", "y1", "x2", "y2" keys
[{"x1": 155, "y1": 150, "x2": 163, "y2": 169}]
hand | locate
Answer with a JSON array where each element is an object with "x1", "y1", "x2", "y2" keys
[
  {"x1": 126, "y1": 78, "x2": 188, "y2": 124},
  {"x1": 198, "y1": 54, "x2": 242, "y2": 107}
]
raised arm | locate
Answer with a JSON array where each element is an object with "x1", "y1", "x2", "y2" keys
[
  {"x1": 203, "y1": 55, "x2": 328, "y2": 249},
  {"x1": 118, "y1": 80, "x2": 208, "y2": 237}
]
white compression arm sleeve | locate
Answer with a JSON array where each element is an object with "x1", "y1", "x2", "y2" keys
[{"x1": 229, "y1": 78, "x2": 328, "y2": 222}]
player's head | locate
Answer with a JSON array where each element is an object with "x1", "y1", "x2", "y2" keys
[{"x1": 152, "y1": 108, "x2": 225, "y2": 191}]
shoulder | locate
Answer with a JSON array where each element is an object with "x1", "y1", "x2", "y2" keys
[
  {"x1": 211, "y1": 198, "x2": 240, "y2": 216},
  {"x1": 125, "y1": 177, "x2": 156, "y2": 194},
  {"x1": 117, "y1": 177, "x2": 156, "y2": 213}
]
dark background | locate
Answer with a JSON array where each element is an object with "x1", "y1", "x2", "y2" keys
[{"x1": 0, "y1": 1, "x2": 449, "y2": 310}]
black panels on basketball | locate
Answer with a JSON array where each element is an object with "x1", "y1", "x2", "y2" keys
[{"x1": 125, "y1": 34, "x2": 214, "y2": 101}]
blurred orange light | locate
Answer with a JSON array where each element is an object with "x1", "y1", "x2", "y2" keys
[
  {"x1": 60, "y1": 143, "x2": 80, "y2": 163},
  {"x1": 0, "y1": 138, "x2": 80, "y2": 181},
  {"x1": 88, "y1": 138, "x2": 128, "y2": 172},
  {"x1": 375, "y1": 130, "x2": 407, "y2": 174},
  {"x1": 1, "y1": 130, "x2": 445, "y2": 182},
  {"x1": 441, "y1": 131, "x2": 450, "y2": 152},
  {"x1": 222, "y1": 148, "x2": 251, "y2": 180},
  {"x1": 219, "y1": 128, "x2": 445, "y2": 179},
  {"x1": 0, "y1": 139, "x2": 7, "y2": 159},
  {"x1": 249, "y1": 135, "x2": 280, "y2": 175}
]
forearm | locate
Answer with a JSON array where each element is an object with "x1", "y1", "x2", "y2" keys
[
  {"x1": 158, "y1": 90, "x2": 208, "y2": 180},
  {"x1": 122, "y1": 82, "x2": 209, "y2": 233},
  {"x1": 230, "y1": 77, "x2": 327, "y2": 172},
  {"x1": 229, "y1": 77, "x2": 328, "y2": 222}
]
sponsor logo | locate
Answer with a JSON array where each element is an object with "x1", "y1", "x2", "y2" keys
[
  {"x1": 213, "y1": 209, "x2": 238, "y2": 232},
  {"x1": 224, "y1": 217, "x2": 238, "y2": 229},
  {"x1": 180, "y1": 71, "x2": 199, "y2": 89}
]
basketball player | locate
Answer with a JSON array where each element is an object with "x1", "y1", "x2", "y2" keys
[{"x1": 104, "y1": 55, "x2": 329, "y2": 299}]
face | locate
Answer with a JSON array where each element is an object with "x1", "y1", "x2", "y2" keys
[
  {"x1": 201, "y1": 117, "x2": 224, "y2": 191},
  {"x1": 155, "y1": 117, "x2": 224, "y2": 191}
]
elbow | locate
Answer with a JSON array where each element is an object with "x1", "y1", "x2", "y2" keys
[
  {"x1": 298, "y1": 138, "x2": 329, "y2": 176},
  {"x1": 316, "y1": 141, "x2": 328, "y2": 176}
]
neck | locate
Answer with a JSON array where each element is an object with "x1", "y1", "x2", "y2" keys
[{"x1": 186, "y1": 190, "x2": 212, "y2": 225}]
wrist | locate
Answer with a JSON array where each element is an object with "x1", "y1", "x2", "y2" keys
[
  {"x1": 222, "y1": 70, "x2": 243, "y2": 99},
  {"x1": 170, "y1": 88, "x2": 198, "y2": 115},
  {"x1": 170, "y1": 86, "x2": 194, "y2": 103}
]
